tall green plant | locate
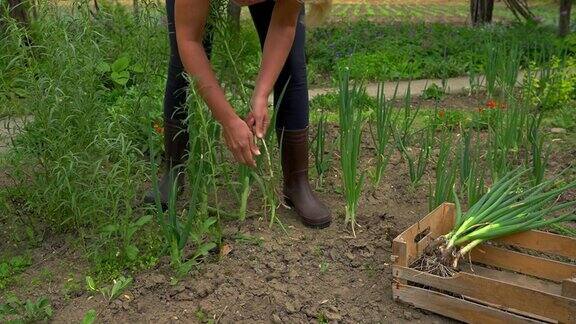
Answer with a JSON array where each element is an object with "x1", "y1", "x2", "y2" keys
[
  {"x1": 398, "y1": 126, "x2": 432, "y2": 187},
  {"x1": 459, "y1": 130, "x2": 485, "y2": 207},
  {"x1": 312, "y1": 108, "x2": 331, "y2": 188},
  {"x1": 338, "y1": 68, "x2": 366, "y2": 235},
  {"x1": 370, "y1": 81, "x2": 398, "y2": 186},
  {"x1": 428, "y1": 132, "x2": 457, "y2": 211},
  {"x1": 149, "y1": 89, "x2": 222, "y2": 275},
  {"x1": 527, "y1": 114, "x2": 549, "y2": 185},
  {"x1": 394, "y1": 83, "x2": 419, "y2": 150},
  {"x1": 483, "y1": 41, "x2": 498, "y2": 99},
  {"x1": 497, "y1": 43, "x2": 522, "y2": 97}
]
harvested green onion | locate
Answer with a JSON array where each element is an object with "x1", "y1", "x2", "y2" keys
[{"x1": 438, "y1": 167, "x2": 576, "y2": 267}]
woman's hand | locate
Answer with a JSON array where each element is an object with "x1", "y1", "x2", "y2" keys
[
  {"x1": 222, "y1": 117, "x2": 260, "y2": 167},
  {"x1": 232, "y1": 0, "x2": 267, "y2": 7},
  {"x1": 251, "y1": 0, "x2": 302, "y2": 133},
  {"x1": 246, "y1": 95, "x2": 270, "y2": 139}
]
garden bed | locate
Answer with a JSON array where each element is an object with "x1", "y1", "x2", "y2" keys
[{"x1": 392, "y1": 203, "x2": 576, "y2": 323}]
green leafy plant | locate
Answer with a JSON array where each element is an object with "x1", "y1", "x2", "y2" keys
[
  {"x1": 422, "y1": 83, "x2": 445, "y2": 102},
  {"x1": 86, "y1": 275, "x2": 133, "y2": 302},
  {"x1": 525, "y1": 56, "x2": 574, "y2": 113},
  {"x1": 96, "y1": 55, "x2": 144, "y2": 87},
  {"x1": 149, "y1": 135, "x2": 217, "y2": 275},
  {"x1": 0, "y1": 296, "x2": 53, "y2": 323},
  {"x1": 485, "y1": 98, "x2": 527, "y2": 180},
  {"x1": 0, "y1": 255, "x2": 32, "y2": 290},
  {"x1": 82, "y1": 309, "x2": 97, "y2": 324},
  {"x1": 425, "y1": 109, "x2": 468, "y2": 130},
  {"x1": 99, "y1": 215, "x2": 153, "y2": 262}
]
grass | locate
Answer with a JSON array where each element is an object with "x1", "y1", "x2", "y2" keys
[{"x1": 0, "y1": 255, "x2": 31, "y2": 291}]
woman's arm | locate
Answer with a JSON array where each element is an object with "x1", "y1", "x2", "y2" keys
[
  {"x1": 174, "y1": 0, "x2": 259, "y2": 166},
  {"x1": 249, "y1": 0, "x2": 303, "y2": 138}
]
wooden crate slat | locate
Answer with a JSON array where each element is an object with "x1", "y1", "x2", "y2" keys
[
  {"x1": 393, "y1": 203, "x2": 455, "y2": 266},
  {"x1": 393, "y1": 266, "x2": 576, "y2": 322},
  {"x1": 470, "y1": 244, "x2": 576, "y2": 283},
  {"x1": 393, "y1": 283, "x2": 545, "y2": 324},
  {"x1": 392, "y1": 236, "x2": 409, "y2": 268},
  {"x1": 563, "y1": 278, "x2": 576, "y2": 299},
  {"x1": 494, "y1": 230, "x2": 576, "y2": 259},
  {"x1": 391, "y1": 202, "x2": 576, "y2": 323},
  {"x1": 461, "y1": 264, "x2": 562, "y2": 296},
  {"x1": 415, "y1": 232, "x2": 434, "y2": 254}
]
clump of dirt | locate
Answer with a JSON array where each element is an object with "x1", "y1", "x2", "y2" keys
[{"x1": 411, "y1": 237, "x2": 459, "y2": 278}]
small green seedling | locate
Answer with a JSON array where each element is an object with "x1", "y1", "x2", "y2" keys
[{"x1": 86, "y1": 275, "x2": 133, "y2": 302}]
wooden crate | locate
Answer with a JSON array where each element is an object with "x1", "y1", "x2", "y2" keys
[{"x1": 391, "y1": 203, "x2": 576, "y2": 323}]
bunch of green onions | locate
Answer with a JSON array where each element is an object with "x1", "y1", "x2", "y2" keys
[{"x1": 438, "y1": 167, "x2": 576, "y2": 267}]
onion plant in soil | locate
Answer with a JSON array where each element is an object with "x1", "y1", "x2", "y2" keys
[
  {"x1": 458, "y1": 129, "x2": 486, "y2": 207},
  {"x1": 428, "y1": 131, "x2": 458, "y2": 212},
  {"x1": 312, "y1": 107, "x2": 331, "y2": 189},
  {"x1": 370, "y1": 81, "x2": 398, "y2": 186},
  {"x1": 338, "y1": 67, "x2": 366, "y2": 236},
  {"x1": 417, "y1": 167, "x2": 576, "y2": 276}
]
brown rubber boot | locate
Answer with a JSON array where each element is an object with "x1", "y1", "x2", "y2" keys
[
  {"x1": 144, "y1": 118, "x2": 188, "y2": 209},
  {"x1": 277, "y1": 128, "x2": 332, "y2": 228}
]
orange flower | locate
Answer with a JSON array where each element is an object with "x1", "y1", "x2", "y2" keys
[
  {"x1": 486, "y1": 99, "x2": 497, "y2": 109},
  {"x1": 153, "y1": 122, "x2": 164, "y2": 135},
  {"x1": 438, "y1": 110, "x2": 446, "y2": 119}
]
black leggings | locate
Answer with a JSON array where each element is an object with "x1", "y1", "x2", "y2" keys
[{"x1": 164, "y1": 0, "x2": 310, "y2": 130}]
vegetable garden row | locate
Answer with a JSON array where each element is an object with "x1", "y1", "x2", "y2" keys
[{"x1": 0, "y1": 1, "x2": 575, "y2": 322}]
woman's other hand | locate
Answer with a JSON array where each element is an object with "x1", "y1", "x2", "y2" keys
[
  {"x1": 246, "y1": 95, "x2": 270, "y2": 139},
  {"x1": 222, "y1": 117, "x2": 260, "y2": 167}
]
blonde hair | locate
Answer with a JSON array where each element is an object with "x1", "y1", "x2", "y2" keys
[{"x1": 306, "y1": 0, "x2": 332, "y2": 26}]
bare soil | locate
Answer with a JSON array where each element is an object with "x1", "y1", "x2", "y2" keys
[{"x1": 1, "y1": 130, "x2": 452, "y2": 323}]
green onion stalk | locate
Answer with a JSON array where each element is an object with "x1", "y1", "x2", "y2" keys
[
  {"x1": 338, "y1": 67, "x2": 366, "y2": 236},
  {"x1": 370, "y1": 81, "x2": 398, "y2": 186},
  {"x1": 253, "y1": 82, "x2": 289, "y2": 232},
  {"x1": 436, "y1": 167, "x2": 576, "y2": 268},
  {"x1": 398, "y1": 126, "x2": 432, "y2": 187},
  {"x1": 483, "y1": 40, "x2": 498, "y2": 99},
  {"x1": 496, "y1": 43, "x2": 521, "y2": 98},
  {"x1": 459, "y1": 130, "x2": 485, "y2": 206},
  {"x1": 428, "y1": 131, "x2": 457, "y2": 211},
  {"x1": 394, "y1": 82, "x2": 420, "y2": 151},
  {"x1": 211, "y1": 10, "x2": 256, "y2": 223},
  {"x1": 313, "y1": 107, "x2": 330, "y2": 189},
  {"x1": 527, "y1": 113, "x2": 549, "y2": 185}
]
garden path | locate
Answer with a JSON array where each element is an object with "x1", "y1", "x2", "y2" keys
[{"x1": 308, "y1": 71, "x2": 527, "y2": 99}]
